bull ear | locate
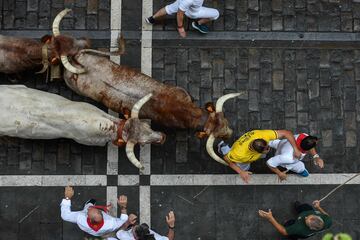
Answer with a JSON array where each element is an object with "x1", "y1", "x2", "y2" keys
[
  {"x1": 195, "y1": 131, "x2": 208, "y2": 139},
  {"x1": 205, "y1": 102, "x2": 215, "y2": 113},
  {"x1": 41, "y1": 35, "x2": 52, "y2": 43},
  {"x1": 123, "y1": 108, "x2": 131, "y2": 119}
]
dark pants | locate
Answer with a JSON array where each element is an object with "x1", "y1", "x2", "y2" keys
[{"x1": 283, "y1": 202, "x2": 314, "y2": 240}]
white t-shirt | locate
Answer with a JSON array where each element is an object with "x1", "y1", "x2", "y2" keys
[
  {"x1": 116, "y1": 228, "x2": 169, "y2": 240},
  {"x1": 179, "y1": 0, "x2": 204, "y2": 15}
]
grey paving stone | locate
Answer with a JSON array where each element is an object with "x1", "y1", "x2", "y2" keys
[
  {"x1": 73, "y1": 7, "x2": 86, "y2": 29},
  {"x1": 249, "y1": 69, "x2": 260, "y2": 90},
  {"x1": 272, "y1": 69, "x2": 284, "y2": 90},
  {"x1": 346, "y1": 131, "x2": 357, "y2": 147}
]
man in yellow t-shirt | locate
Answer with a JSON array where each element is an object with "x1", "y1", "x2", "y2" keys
[{"x1": 218, "y1": 129, "x2": 302, "y2": 183}]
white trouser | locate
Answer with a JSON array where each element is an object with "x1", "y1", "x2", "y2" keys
[
  {"x1": 220, "y1": 145, "x2": 251, "y2": 171},
  {"x1": 165, "y1": 1, "x2": 220, "y2": 20},
  {"x1": 268, "y1": 139, "x2": 306, "y2": 174}
]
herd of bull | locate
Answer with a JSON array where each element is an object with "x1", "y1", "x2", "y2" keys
[{"x1": 0, "y1": 9, "x2": 242, "y2": 170}]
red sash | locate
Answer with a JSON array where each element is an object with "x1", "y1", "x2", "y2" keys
[
  {"x1": 86, "y1": 205, "x2": 108, "y2": 232},
  {"x1": 296, "y1": 133, "x2": 309, "y2": 153}
]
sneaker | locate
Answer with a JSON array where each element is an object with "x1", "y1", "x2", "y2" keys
[
  {"x1": 192, "y1": 21, "x2": 209, "y2": 34},
  {"x1": 145, "y1": 16, "x2": 155, "y2": 24},
  {"x1": 85, "y1": 199, "x2": 96, "y2": 206},
  {"x1": 217, "y1": 140, "x2": 225, "y2": 155},
  {"x1": 298, "y1": 169, "x2": 309, "y2": 177}
]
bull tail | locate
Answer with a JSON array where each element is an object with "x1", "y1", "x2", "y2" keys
[{"x1": 79, "y1": 34, "x2": 126, "y2": 57}]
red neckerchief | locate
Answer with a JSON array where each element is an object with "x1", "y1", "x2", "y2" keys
[
  {"x1": 296, "y1": 133, "x2": 309, "y2": 153},
  {"x1": 87, "y1": 217, "x2": 104, "y2": 232},
  {"x1": 86, "y1": 206, "x2": 108, "y2": 232}
]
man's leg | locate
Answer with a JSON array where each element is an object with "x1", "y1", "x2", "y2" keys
[
  {"x1": 146, "y1": 1, "x2": 179, "y2": 24},
  {"x1": 191, "y1": 7, "x2": 219, "y2": 33},
  {"x1": 288, "y1": 161, "x2": 309, "y2": 177},
  {"x1": 218, "y1": 141, "x2": 231, "y2": 155}
]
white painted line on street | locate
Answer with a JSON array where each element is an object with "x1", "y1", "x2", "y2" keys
[
  {"x1": 2, "y1": 174, "x2": 360, "y2": 187},
  {"x1": 107, "y1": 186, "x2": 118, "y2": 217},
  {"x1": 139, "y1": 186, "x2": 151, "y2": 224},
  {"x1": 118, "y1": 175, "x2": 140, "y2": 186},
  {"x1": 107, "y1": 0, "x2": 123, "y2": 216},
  {"x1": 140, "y1": 0, "x2": 153, "y2": 175},
  {"x1": 150, "y1": 174, "x2": 360, "y2": 186},
  {"x1": 0, "y1": 175, "x2": 107, "y2": 187}
]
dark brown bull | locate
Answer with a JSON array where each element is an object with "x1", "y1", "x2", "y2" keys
[
  {"x1": 0, "y1": 9, "x2": 89, "y2": 75},
  {"x1": 47, "y1": 10, "x2": 241, "y2": 165}
]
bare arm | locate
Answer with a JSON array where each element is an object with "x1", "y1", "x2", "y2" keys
[
  {"x1": 259, "y1": 210, "x2": 288, "y2": 236},
  {"x1": 268, "y1": 216, "x2": 288, "y2": 236},
  {"x1": 276, "y1": 130, "x2": 302, "y2": 158},
  {"x1": 176, "y1": 10, "x2": 186, "y2": 37},
  {"x1": 313, "y1": 200, "x2": 329, "y2": 216},
  {"x1": 117, "y1": 195, "x2": 127, "y2": 215},
  {"x1": 166, "y1": 211, "x2": 175, "y2": 240},
  {"x1": 224, "y1": 155, "x2": 252, "y2": 184},
  {"x1": 224, "y1": 155, "x2": 243, "y2": 174},
  {"x1": 309, "y1": 148, "x2": 324, "y2": 168},
  {"x1": 267, "y1": 165, "x2": 287, "y2": 182}
]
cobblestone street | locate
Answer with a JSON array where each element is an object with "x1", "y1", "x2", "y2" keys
[{"x1": 1, "y1": 0, "x2": 360, "y2": 240}]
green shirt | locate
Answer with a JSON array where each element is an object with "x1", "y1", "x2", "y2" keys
[{"x1": 285, "y1": 210, "x2": 332, "y2": 238}]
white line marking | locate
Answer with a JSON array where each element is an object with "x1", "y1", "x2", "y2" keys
[
  {"x1": 139, "y1": 186, "x2": 151, "y2": 224},
  {"x1": 150, "y1": 174, "x2": 360, "y2": 185},
  {"x1": 2, "y1": 174, "x2": 360, "y2": 187},
  {"x1": 0, "y1": 175, "x2": 107, "y2": 187}
]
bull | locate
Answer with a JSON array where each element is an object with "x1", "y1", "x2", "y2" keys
[
  {"x1": 46, "y1": 11, "x2": 241, "y2": 166},
  {"x1": 0, "y1": 9, "x2": 96, "y2": 75},
  {"x1": 0, "y1": 85, "x2": 165, "y2": 170}
]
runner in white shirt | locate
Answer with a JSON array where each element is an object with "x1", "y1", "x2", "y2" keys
[
  {"x1": 111, "y1": 212, "x2": 175, "y2": 240},
  {"x1": 146, "y1": 0, "x2": 220, "y2": 37},
  {"x1": 60, "y1": 186, "x2": 129, "y2": 238},
  {"x1": 267, "y1": 134, "x2": 325, "y2": 182}
]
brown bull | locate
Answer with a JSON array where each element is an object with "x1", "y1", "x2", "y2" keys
[
  {"x1": 64, "y1": 54, "x2": 241, "y2": 165},
  {"x1": 47, "y1": 9, "x2": 241, "y2": 165},
  {"x1": 0, "y1": 9, "x2": 90, "y2": 75}
]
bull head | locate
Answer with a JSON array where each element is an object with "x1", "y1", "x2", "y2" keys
[
  {"x1": 122, "y1": 94, "x2": 165, "y2": 170},
  {"x1": 52, "y1": 9, "x2": 87, "y2": 74},
  {"x1": 205, "y1": 93, "x2": 243, "y2": 166}
]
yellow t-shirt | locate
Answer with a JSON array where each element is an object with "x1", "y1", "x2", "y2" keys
[{"x1": 226, "y1": 130, "x2": 278, "y2": 163}]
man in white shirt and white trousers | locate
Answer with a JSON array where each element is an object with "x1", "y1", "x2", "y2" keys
[
  {"x1": 267, "y1": 133, "x2": 325, "y2": 182},
  {"x1": 146, "y1": 0, "x2": 220, "y2": 37},
  {"x1": 60, "y1": 186, "x2": 129, "y2": 238}
]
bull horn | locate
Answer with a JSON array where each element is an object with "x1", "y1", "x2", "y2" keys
[
  {"x1": 52, "y1": 9, "x2": 72, "y2": 37},
  {"x1": 206, "y1": 134, "x2": 229, "y2": 166},
  {"x1": 215, "y1": 93, "x2": 243, "y2": 113},
  {"x1": 126, "y1": 141, "x2": 145, "y2": 170},
  {"x1": 60, "y1": 55, "x2": 86, "y2": 74},
  {"x1": 131, "y1": 93, "x2": 153, "y2": 119},
  {"x1": 36, "y1": 44, "x2": 49, "y2": 74}
]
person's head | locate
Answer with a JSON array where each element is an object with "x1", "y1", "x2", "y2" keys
[
  {"x1": 87, "y1": 207, "x2": 103, "y2": 223},
  {"x1": 300, "y1": 135, "x2": 319, "y2": 151},
  {"x1": 305, "y1": 215, "x2": 324, "y2": 231},
  {"x1": 251, "y1": 139, "x2": 270, "y2": 154},
  {"x1": 132, "y1": 223, "x2": 155, "y2": 240}
]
